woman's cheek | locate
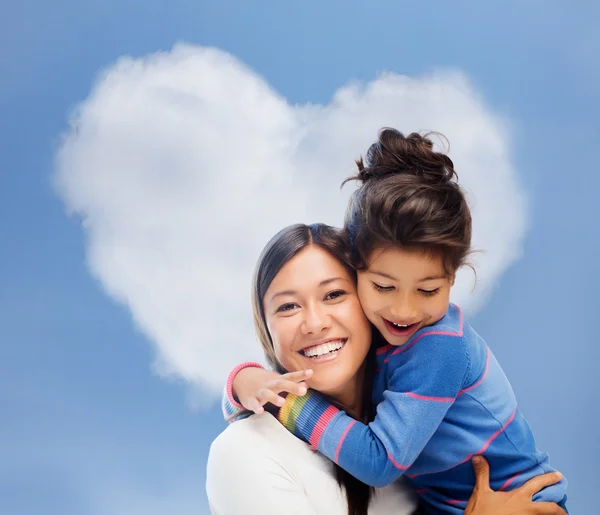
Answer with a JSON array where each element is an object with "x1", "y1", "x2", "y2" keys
[{"x1": 270, "y1": 324, "x2": 293, "y2": 363}]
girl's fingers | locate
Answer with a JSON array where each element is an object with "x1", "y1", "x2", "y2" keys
[
  {"x1": 281, "y1": 369, "x2": 313, "y2": 382},
  {"x1": 269, "y1": 379, "x2": 309, "y2": 397},
  {"x1": 517, "y1": 472, "x2": 563, "y2": 499},
  {"x1": 249, "y1": 398, "x2": 264, "y2": 414},
  {"x1": 296, "y1": 381, "x2": 308, "y2": 396},
  {"x1": 256, "y1": 388, "x2": 286, "y2": 408}
]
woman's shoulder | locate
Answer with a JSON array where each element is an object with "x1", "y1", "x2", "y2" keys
[
  {"x1": 210, "y1": 412, "x2": 308, "y2": 456},
  {"x1": 208, "y1": 413, "x2": 319, "y2": 478},
  {"x1": 207, "y1": 414, "x2": 418, "y2": 515}
]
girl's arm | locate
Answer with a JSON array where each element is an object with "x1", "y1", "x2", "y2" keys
[
  {"x1": 222, "y1": 362, "x2": 265, "y2": 423},
  {"x1": 222, "y1": 362, "x2": 312, "y2": 423},
  {"x1": 274, "y1": 333, "x2": 470, "y2": 487}
]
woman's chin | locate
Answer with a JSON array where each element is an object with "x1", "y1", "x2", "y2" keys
[{"x1": 307, "y1": 374, "x2": 348, "y2": 397}]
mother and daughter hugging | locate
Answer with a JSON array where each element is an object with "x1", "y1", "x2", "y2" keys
[{"x1": 206, "y1": 128, "x2": 568, "y2": 515}]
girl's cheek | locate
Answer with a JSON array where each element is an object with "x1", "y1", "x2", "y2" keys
[{"x1": 359, "y1": 292, "x2": 376, "y2": 314}]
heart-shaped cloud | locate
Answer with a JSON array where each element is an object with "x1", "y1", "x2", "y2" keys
[{"x1": 54, "y1": 44, "x2": 527, "y2": 401}]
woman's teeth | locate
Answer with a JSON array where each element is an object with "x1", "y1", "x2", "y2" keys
[
  {"x1": 301, "y1": 340, "x2": 346, "y2": 358},
  {"x1": 391, "y1": 322, "x2": 410, "y2": 328}
]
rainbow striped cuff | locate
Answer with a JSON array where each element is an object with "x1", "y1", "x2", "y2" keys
[
  {"x1": 222, "y1": 361, "x2": 265, "y2": 423},
  {"x1": 277, "y1": 390, "x2": 341, "y2": 449},
  {"x1": 222, "y1": 386, "x2": 253, "y2": 423}
]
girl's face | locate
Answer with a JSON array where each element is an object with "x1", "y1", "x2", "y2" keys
[
  {"x1": 357, "y1": 247, "x2": 453, "y2": 346},
  {"x1": 263, "y1": 245, "x2": 372, "y2": 399}
]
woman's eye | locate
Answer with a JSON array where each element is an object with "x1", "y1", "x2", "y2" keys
[
  {"x1": 372, "y1": 282, "x2": 394, "y2": 292},
  {"x1": 325, "y1": 290, "x2": 346, "y2": 301},
  {"x1": 276, "y1": 303, "x2": 298, "y2": 313},
  {"x1": 419, "y1": 288, "x2": 440, "y2": 297}
]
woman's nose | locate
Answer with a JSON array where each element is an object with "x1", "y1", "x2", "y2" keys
[{"x1": 301, "y1": 304, "x2": 331, "y2": 334}]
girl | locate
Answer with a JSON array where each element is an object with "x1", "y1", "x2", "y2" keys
[{"x1": 224, "y1": 129, "x2": 567, "y2": 514}]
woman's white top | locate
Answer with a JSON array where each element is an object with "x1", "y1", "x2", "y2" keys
[{"x1": 206, "y1": 413, "x2": 418, "y2": 515}]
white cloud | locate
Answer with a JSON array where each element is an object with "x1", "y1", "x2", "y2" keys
[{"x1": 54, "y1": 43, "x2": 527, "y2": 400}]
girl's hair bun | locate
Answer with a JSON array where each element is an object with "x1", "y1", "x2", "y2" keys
[{"x1": 354, "y1": 128, "x2": 456, "y2": 185}]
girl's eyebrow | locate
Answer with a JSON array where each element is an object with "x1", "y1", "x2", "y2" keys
[
  {"x1": 368, "y1": 269, "x2": 398, "y2": 281},
  {"x1": 369, "y1": 269, "x2": 446, "y2": 283},
  {"x1": 418, "y1": 275, "x2": 447, "y2": 282}
]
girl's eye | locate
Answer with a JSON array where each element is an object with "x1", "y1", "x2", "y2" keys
[
  {"x1": 372, "y1": 282, "x2": 394, "y2": 292},
  {"x1": 276, "y1": 303, "x2": 298, "y2": 313},
  {"x1": 325, "y1": 289, "x2": 347, "y2": 301},
  {"x1": 419, "y1": 288, "x2": 440, "y2": 297}
]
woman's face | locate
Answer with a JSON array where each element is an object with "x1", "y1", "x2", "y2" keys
[{"x1": 263, "y1": 245, "x2": 372, "y2": 399}]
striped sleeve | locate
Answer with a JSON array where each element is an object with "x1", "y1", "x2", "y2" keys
[
  {"x1": 221, "y1": 362, "x2": 265, "y2": 423},
  {"x1": 277, "y1": 334, "x2": 470, "y2": 487}
]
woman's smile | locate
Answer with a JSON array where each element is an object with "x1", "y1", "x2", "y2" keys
[{"x1": 298, "y1": 338, "x2": 348, "y2": 363}]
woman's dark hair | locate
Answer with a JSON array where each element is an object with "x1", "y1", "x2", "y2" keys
[
  {"x1": 343, "y1": 128, "x2": 472, "y2": 276},
  {"x1": 251, "y1": 223, "x2": 375, "y2": 515}
]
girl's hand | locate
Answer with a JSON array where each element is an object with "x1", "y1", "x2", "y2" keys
[
  {"x1": 233, "y1": 368, "x2": 313, "y2": 415},
  {"x1": 465, "y1": 456, "x2": 566, "y2": 515}
]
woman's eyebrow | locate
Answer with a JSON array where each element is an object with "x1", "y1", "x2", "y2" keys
[
  {"x1": 269, "y1": 289, "x2": 296, "y2": 302},
  {"x1": 319, "y1": 276, "x2": 348, "y2": 287},
  {"x1": 268, "y1": 277, "x2": 349, "y2": 303}
]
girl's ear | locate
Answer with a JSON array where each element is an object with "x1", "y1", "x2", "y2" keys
[{"x1": 450, "y1": 275, "x2": 456, "y2": 287}]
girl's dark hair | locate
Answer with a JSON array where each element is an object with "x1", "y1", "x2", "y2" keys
[
  {"x1": 252, "y1": 223, "x2": 374, "y2": 515},
  {"x1": 343, "y1": 128, "x2": 472, "y2": 276}
]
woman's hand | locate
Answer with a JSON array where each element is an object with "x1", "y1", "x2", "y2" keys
[
  {"x1": 465, "y1": 456, "x2": 566, "y2": 515},
  {"x1": 233, "y1": 367, "x2": 313, "y2": 414}
]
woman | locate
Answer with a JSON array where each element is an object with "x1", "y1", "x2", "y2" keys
[{"x1": 206, "y1": 224, "x2": 564, "y2": 515}]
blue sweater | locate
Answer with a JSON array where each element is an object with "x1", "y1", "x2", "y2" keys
[{"x1": 223, "y1": 304, "x2": 567, "y2": 514}]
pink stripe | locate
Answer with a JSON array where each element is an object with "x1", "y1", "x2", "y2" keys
[
  {"x1": 407, "y1": 407, "x2": 517, "y2": 478},
  {"x1": 308, "y1": 405, "x2": 339, "y2": 448},
  {"x1": 384, "y1": 336, "x2": 420, "y2": 361},
  {"x1": 387, "y1": 452, "x2": 410, "y2": 470},
  {"x1": 334, "y1": 420, "x2": 356, "y2": 463},
  {"x1": 385, "y1": 305, "x2": 464, "y2": 362},
  {"x1": 477, "y1": 407, "x2": 517, "y2": 454},
  {"x1": 377, "y1": 344, "x2": 393, "y2": 355},
  {"x1": 415, "y1": 487, "x2": 467, "y2": 506},
  {"x1": 406, "y1": 392, "x2": 454, "y2": 402},
  {"x1": 500, "y1": 472, "x2": 522, "y2": 491},
  {"x1": 459, "y1": 347, "x2": 490, "y2": 396},
  {"x1": 226, "y1": 361, "x2": 265, "y2": 409}
]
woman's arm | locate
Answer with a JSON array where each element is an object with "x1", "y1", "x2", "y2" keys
[{"x1": 466, "y1": 457, "x2": 566, "y2": 515}]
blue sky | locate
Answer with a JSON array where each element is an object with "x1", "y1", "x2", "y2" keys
[{"x1": 1, "y1": 1, "x2": 598, "y2": 514}]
